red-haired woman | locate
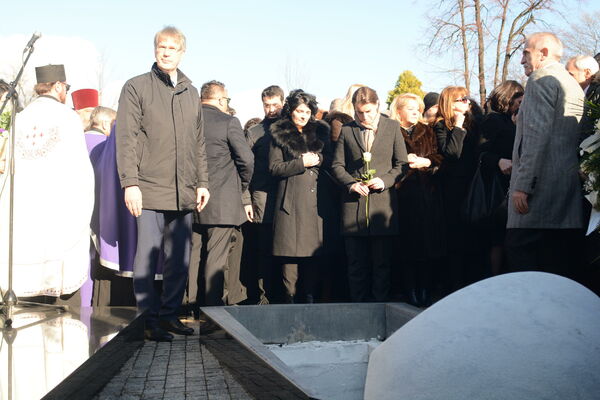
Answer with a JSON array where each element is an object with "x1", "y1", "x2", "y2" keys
[{"x1": 434, "y1": 86, "x2": 482, "y2": 294}]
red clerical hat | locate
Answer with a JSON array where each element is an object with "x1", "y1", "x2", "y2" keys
[{"x1": 71, "y1": 88, "x2": 99, "y2": 110}]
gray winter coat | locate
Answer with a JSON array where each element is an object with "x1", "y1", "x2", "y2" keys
[{"x1": 508, "y1": 62, "x2": 584, "y2": 229}]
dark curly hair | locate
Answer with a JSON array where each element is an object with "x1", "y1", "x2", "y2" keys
[{"x1": 281, "y1": 89, "x2": 318, "y2": 121}]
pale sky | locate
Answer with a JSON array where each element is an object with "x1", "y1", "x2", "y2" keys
[{"x1": 1, "y1": 0, "x2": 597, "y2": 123}]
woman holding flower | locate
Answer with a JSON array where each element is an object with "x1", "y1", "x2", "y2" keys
[
  {"x1": 269, "y1": 89, "x2": 332, "y2": 303},
  {"x1": 331, "y1": 86, "x2": 408, "y2": 302},
  {"x1": 390, "y1": 93, "x2": 445, "y2": 306}
]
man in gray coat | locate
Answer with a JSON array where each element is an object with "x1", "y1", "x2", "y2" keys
[
  {"x1": 116, "y1": 26, "x2": 210, "y2": 341},
  {"x1": 190, "y1": 81, "x2": 254, "y2": 307},
  {"x1": 506, "y1": 32, "x2": 585, "y2": 276}
]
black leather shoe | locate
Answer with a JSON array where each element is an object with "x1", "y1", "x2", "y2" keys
[
  {"x1": 144, "y1": 327, "x2": 174, "y2": 342},
  {"x1": 199, "y1": 319, "x2": 220, "y2": 335},
  {"x1": 159, "y1": 319, "x2": 194, "y2": 336}
]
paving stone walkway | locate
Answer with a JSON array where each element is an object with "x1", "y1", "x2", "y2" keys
[{"x1": 92, "y1": 320, "x2": 254, "y2": 400}]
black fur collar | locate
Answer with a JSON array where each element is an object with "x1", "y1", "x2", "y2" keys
[{"x1": 270, "y1": 118, "x2": 324, "y2": 158}]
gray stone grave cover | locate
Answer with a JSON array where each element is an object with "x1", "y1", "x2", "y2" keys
[{"x1": 364, "y1": 272, "x2": 600, "y2": 400}]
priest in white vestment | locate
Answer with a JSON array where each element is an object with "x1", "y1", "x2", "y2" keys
[{"x1": 0, "y1": 64, "x2": 94, "y2": 304}]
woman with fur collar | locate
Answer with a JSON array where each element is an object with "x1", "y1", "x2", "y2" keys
[
  {"x1": 390, "y1": 93, "x2": 445, "y2": 307},
  {"x1": 269, "y1": 89, "x2": 331, "y2": 303}
]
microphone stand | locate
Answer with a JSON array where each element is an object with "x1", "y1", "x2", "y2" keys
[{"x1": 0, "y1": 34, "x2": 66, "y2": 329}]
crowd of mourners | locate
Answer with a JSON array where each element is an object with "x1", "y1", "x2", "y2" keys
[{"x1": 1, "y1": 26, "x2": 599, "y2": 341}]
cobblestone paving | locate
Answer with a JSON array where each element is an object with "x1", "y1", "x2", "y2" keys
[{"x1": 93, "y1": 320, "x2": 254, "y2": 400}]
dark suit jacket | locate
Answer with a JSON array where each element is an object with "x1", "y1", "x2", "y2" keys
[
  {"x1": 246, "y1": 119, "x2": 277, "y2": 223},
  {"x1": 331, "y1": 116, "x2": 408, "y2": 236},
  {"x1": 195, "y1": 104, "x2": 254, "y2": 226}
]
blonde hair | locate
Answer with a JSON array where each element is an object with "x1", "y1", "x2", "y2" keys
[
  {"x1": 340, "y1": 83, "x2": 366, "y2": 116},
  {"x1": 435, "y1": 86, "x2": 469, "y2": 130},
  {"x1": 154, "y1": 26, "x2": 186, "y2": 52},
  {"x1": 389, "y1": 93, "x2": 425, "y2": 126}
]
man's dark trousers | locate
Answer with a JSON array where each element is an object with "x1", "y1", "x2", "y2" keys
[{"x1": 133, "y1": 209, "x2": 192, "y2": 327}]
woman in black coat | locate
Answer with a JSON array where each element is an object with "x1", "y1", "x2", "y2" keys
[
  {"x1": 269, "y1": 89, "x2": 331, "y2": 303},
  {"x1": 480, "y1": 80, "x2": 524, "y2": 275},
  {"x1": 434, "y1": 86, "x2": 482, "y2": 294},
  {"x1": 390, "y1": 93, "x2": 445, "y2": 306}
]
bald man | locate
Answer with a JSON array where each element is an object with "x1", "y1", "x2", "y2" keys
[{"x1": 506, "y1": 32, "x2": 585, "y2": 276}]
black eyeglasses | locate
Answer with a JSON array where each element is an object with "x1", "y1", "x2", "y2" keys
[
  {"x1": 221, "y1": 97, "x2": 231, "y2": 103},
  {"x1": 62, "y1": 82, "x2": 71, "y2": 92},
  {"x1": 454, "y1": 97, "x2": 469, "y2": 103}
]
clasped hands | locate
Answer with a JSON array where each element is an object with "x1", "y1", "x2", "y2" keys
[
  {"x1": 350, "y1": 177, "x2": 384, "y2": 196},
  {"x1": 302, "y1": 152, "x2": 320, "y2": 167},
  {"x1": 407, "y1": 153, "x2": 431, "y2": 169}
]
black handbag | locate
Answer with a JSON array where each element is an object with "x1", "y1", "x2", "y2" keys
[{"x1": 461, "y1": 153, "x2": 506, "y2": 225}]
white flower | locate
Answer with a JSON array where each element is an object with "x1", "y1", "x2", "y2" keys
[
  {"x1": 580, "y1": 132, "x2": 600, "y2": 155},
  {"x1": 363, "y1": 152, "x2": 372, "y2": 162}
]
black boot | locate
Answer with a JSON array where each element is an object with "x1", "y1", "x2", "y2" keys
[
  {"x1": 418, "y1": 288, "x2": 431, "y2": 308},
  {"x1": 406, "y1": 288, "x2": 420, "y2": 307}
]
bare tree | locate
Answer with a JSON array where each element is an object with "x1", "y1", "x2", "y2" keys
[
  {"x1": 561, "y1": 11, "x2": 600, "y2": 57},
  {"x1": 492, "y1": 0, "x2": 510, "y2": 87},
  {"x1": 474, "y1": 0, "x2": 486, "y2": 103},
  {"x1": 427, "y1": 0, "x2": 476, "y2": 89},
  {"x1": 500, "y1": 0, "x2": 553, "y2": 83},
  {"x1": 420, "y1": 0, "x2": 558, "y2": 98}
]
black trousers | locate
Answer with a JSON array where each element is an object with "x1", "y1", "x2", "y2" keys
[
  {"x1": 279, "y1": 256, "x2": 320, "y2": 300},
  {"x1": 190, "y1": 225, "x2": 246, "y2": 306},
  {"x1": 133, "y1": 210, "x2": 191, "y2": 327},
  {"x1": 344, "y1": 236, "x2": 394, "y2": 302},
  {"x1": 505, "y1": 228, "x2": 584, "y2": 278}
]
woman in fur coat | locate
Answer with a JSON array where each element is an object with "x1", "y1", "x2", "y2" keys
[
  {"x1": 390, "y1": 93, "x2": 445, "y2": 307},
  {"x1": 269, "y1": 89, "x2": 332, "y2": 303}
]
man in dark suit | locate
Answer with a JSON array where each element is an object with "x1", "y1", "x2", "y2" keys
[
  {"x1": 507, "y1": 32, "x2": 585, "y2": 276},
  {"x1": 331, "y1": 86, "x2": 408, "y2": 302},
  {"x1": 245, "y1": 85, "x2": 284, "y2": 304},
  {"x1": 190, "y1": 81, "x2": 254, "y2": 307}
]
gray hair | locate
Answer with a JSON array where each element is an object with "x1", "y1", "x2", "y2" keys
[
  {"x1": 568, "y1": 55, "x2": 600, "y2": 75},
  {"x1": 154, "y1": 26, "x2": 186, "y2": 52},
  {"x1": 88, "y1": 106, "x2": 117, "y2": 131}
]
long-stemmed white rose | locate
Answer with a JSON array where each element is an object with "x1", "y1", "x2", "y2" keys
[{"x1": 356, "y1": 152, "x2": 376, "y2": 227}]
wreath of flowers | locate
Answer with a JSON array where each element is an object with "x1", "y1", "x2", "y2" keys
[{"x1": 579, "y1": 101, "x2": 600, "y2": 233}]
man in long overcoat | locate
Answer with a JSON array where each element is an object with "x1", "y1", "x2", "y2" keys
[
  {"x1": 190, "y1": 80, "x2": 254, "y2": 307},
  {"x1": 331, "y1": 86, "x2": 407, "y2": 302},
  {"x1": 116, "y1": 26, "x2": 209, "y2": 341},
  {"x1": 246, "y1": 85, "x2": 284, "y2": 303},
  {"x1": 507, "y1": 32, "x2": 584, "y2": 276}
]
